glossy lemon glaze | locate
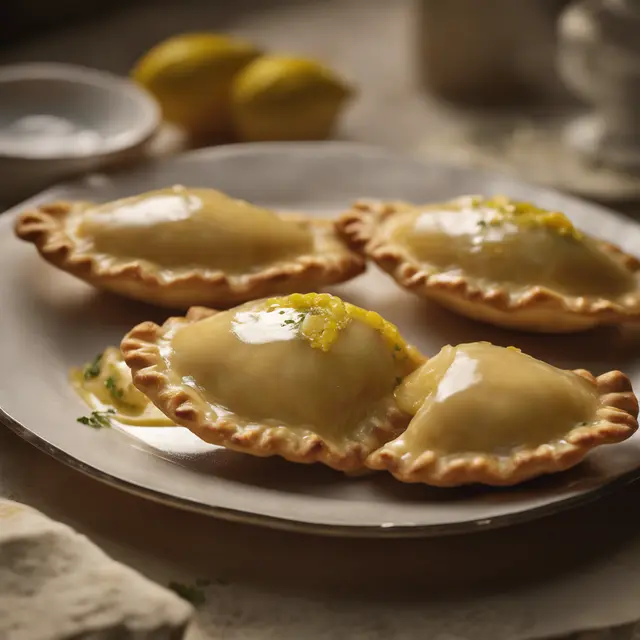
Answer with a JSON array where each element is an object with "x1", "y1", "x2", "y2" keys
[
  {"x1": 71, "y1": 347, "x2": 173, "y2": 426},
  {"x1": 390, "y1": 196, "x2": 635, "y2": 297},
  {"x1": 387, "y1": 342, "x2": 599, "y2": 458},
  {"x1": 73, "y1": 186, "x2": 314, "y2": 272},
  {"x1": 163, "y1": 294, "x2": 422, "y2": 441}
]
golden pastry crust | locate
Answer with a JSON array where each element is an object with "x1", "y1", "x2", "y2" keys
[
  {"x1": 367, "y1": 368, "x2": 638, "y2": 487},
  {"x1": 336, "y1": 200, "x2": 640, "y2": 333},
  {"x1": 16, "y1": 200, "x2": 365, "y2": 309},
  {"x1": 120, "y1": 305, "x2": 413, "y2": 472}
]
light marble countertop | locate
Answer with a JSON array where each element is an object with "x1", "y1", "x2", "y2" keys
[{"x1": 3, "y1": 1, "x2": 640, "y2": 638}]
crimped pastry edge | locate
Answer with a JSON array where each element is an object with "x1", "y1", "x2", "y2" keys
[
  {"x1": 336, "y1": 200, "x2": 640, "y2": 332},
  {"x1": 366, "y1": 367, "x2": 639, "y2": 487},
  {"x1": 15, "y1": 200, "x2": 366, "y2": 309},
  {"x1": 120, "y1": 305, "x2": 412, "y2": 472}
]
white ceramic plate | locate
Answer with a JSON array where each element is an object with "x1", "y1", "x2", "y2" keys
[{"x1": 2, "y1": 142, "x2": 640, "y2": 537}]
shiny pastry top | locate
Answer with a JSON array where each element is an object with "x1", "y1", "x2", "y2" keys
[
  {"x1": 337, "y1": 195, "x2": 640, "y2": 332},
  {"x1": 368, "y1": 341, "x2": 638, "y2": 486},
  {"x1": 120, "y1": 293, "x2": 424, "y2": 471},
  {"x1": 15, "y1": 186, "x2": 365, "y2": 308}
]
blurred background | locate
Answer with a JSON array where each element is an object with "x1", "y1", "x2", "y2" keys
[{"x1": 1, "y1": 0, "x2": 639, "y2": 208}]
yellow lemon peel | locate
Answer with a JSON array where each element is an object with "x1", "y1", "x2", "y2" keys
[
  {"x1": 266, "y1": 293, "x2": 422, "y2": 365},
  {"x1": 470, "y1": 195, "x2": 581, "y2": 239}
]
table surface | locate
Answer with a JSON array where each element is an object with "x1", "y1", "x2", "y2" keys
[
  {"x1": 2, "y1": 0, "x2": 639, "y2": 204},
  {"x1": 3, "y1": 1, "x2": 640, "y2": 638},
  {"x1": 4, "y1": 420, "x2": 640, "y2": 640}
]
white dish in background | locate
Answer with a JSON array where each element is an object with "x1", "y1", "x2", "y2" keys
[
  {"x1": 2, "y1": 141, "x2": 640, "y2": 537},
  {"x1": 0, "y1": 63, "x2": 160, "y2": 204}
]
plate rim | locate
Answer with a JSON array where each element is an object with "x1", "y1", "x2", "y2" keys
[
  {"x1": 4, "y1": 403, "x2": 640, "y2": 538},
  {"x1": 3, "y1": 140, "x2": 640, "y2": 538}
]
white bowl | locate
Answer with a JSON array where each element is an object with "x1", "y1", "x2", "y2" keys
[{"x1": 0, "y1": 63, "x2": 160, "y2": 205}]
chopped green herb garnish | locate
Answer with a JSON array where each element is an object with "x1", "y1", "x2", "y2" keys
[
  {"x1": 395, "y1": 376, "x2": 403, "y2": 385},
  {"x1": 394, "y1": 344, "x2": 401, "y2": 351},
  {"x1": 104, "y1": 376, "x2": 124, "y2": 401},
  {"x1": 168, "y1": 581, "x2": 206, "y2": 606},
  {"x1": 77, "y1": 409, "x2": 115, "y2": 429},
  {"x1": 83, "y1": 353, "x2": 103, "y2": 380},
  {"x1": 282, "y1": 312, "x2": 305, "y2": 328},
  {"x1": 477, "y1": 220, "x2": 487, "y2": 228}
]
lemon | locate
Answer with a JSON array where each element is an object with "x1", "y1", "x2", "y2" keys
[
  {"x1": 231, "y1": 56, "x2": 353, "y2": 142},
  {"x1": 131, "y1": 33, "x2": 261, "y2": 138}
]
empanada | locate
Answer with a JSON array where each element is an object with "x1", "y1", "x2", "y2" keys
[
  {"x1": 120, "y1": 293, "x2": 424, "y2": 471},
  {"x1": 16, "y1": 186, "x2": 365, "y2": 308},
  {"x1": 337, "y1": 195, "x2": 640, "y2": 332},
  {"x1": 367, "y1": 342, "x2": 638, "y2": 486}
]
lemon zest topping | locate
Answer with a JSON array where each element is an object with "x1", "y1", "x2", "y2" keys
[
  {"x1": 266, "y1": 293, "x2": 422, "y2": 365},
  {"x1": 469, "y1": 195, "x2": 581, "y2": 239}
]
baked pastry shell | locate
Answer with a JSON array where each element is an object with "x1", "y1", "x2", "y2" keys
[
  {"x1": 120, "y1": 306, "x2": 411, "y2": 472},
  {"x1": 366, "y1": 367, "x2": 639, "y2": 487},
  {"x1": 15, "y1": 201, "x2": 366, "y2": 309},
  {"x1": 336, "y1": 200, "x2": 640, "y2": 333}
]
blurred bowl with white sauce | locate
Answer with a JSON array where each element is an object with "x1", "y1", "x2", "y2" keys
[{"x1": 0, "y1": 63, "x2": 160, "y2": 206}]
